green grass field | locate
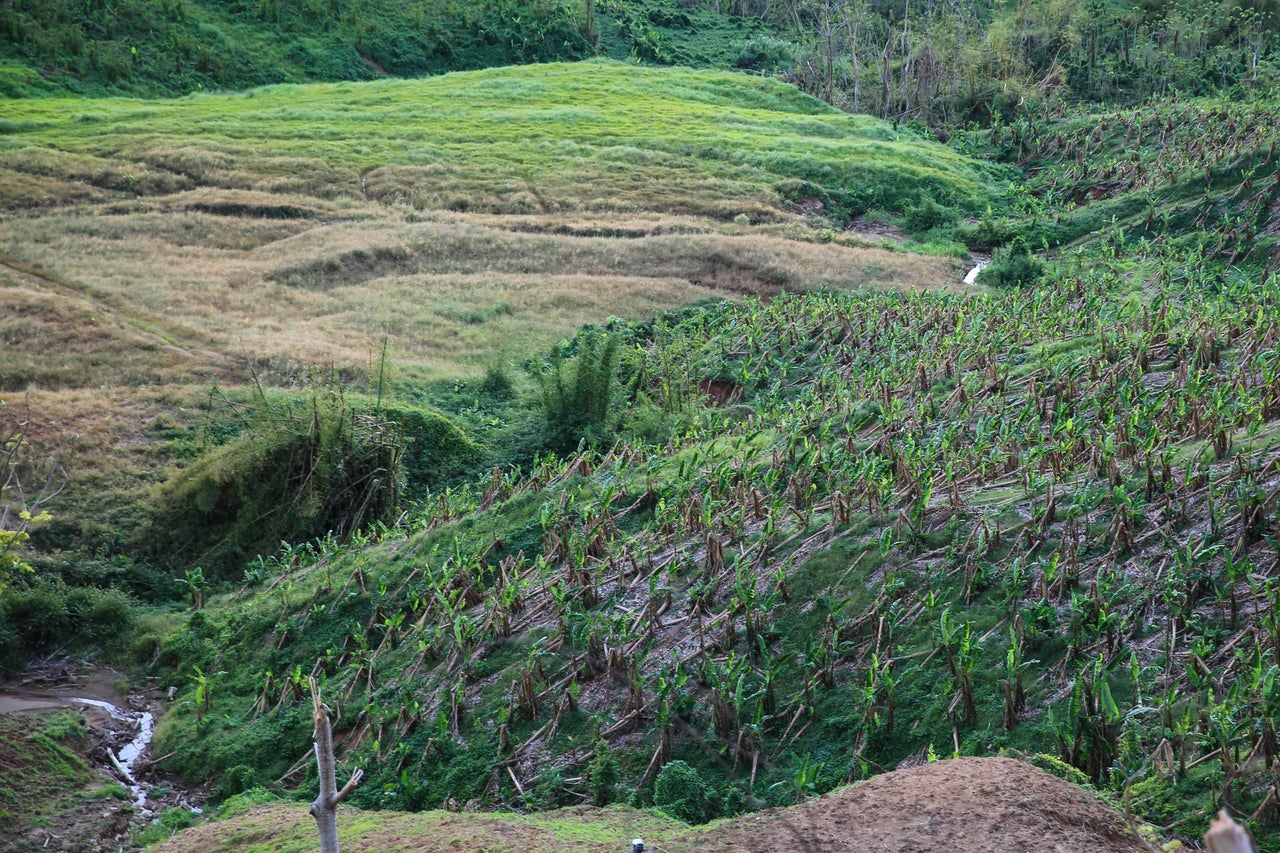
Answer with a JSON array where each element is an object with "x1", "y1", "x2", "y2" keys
[{"x1": 1, "y1": 60, "x2": 995, "y2": 218}]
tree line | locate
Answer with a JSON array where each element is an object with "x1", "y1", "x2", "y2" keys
[{"x1": 718, "y1": 0, "x2": 1279, "y2": 125}]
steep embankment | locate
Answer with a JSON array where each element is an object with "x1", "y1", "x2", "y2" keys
[
  {"x1": 141, "y1": 248, "x2": 1280, "y2": 849},
  {"x1": 149, "y1": 758, "x2": 1147, "y2": 853}
]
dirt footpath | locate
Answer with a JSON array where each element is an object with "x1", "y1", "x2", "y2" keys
[{"x1": 0, "y1": 694, "x2": 66, "y2": 713}]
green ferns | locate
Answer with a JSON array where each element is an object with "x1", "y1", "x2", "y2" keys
[{"x1": 535, "y1": 329, "x2": 622, "y2": 452}]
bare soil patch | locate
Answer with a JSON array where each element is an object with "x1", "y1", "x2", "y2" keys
[{"x1": 691, "y1": 757, "x2": 1148, "y2": 853}]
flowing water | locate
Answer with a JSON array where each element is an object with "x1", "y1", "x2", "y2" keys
[
  {"x1": 70, "y1": 697, "x2": 156, "y2": 810},
  {"x1": 963, "y1": 259, "x2": 989, "y2": 285}
]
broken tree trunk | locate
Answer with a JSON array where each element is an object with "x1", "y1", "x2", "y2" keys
[
  {"x1": 309, "y1": 677, "x2": 363, "y2": 853},
  {"x1": 1205, "y1": 810, "x2": 1255, "y2": 853}
]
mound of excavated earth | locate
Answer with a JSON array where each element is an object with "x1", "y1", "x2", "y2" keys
[
  {"x1": 690, "y1": 757, "x2": 1147, "y2": 853},
  {"x1": 149, "y1": 757, "x2": 1148, "y2": 853}
]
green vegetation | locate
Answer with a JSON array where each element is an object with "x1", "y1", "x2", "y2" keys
[
  {"x1": 0, "y1": 59, "x2": 985, "y2": 594},
  {"x1": 141, "y1": 213, "x2": 1280, "y2": 849},
  {"x1": 0, "y1": 0, "x2": 777, "y2": 99},
  {"x1": 4, "y1": 0, "x2": 1277, "y2": 141},
  {"x1": 0, "y1": 711, "x2": 92, "y2": 826},
  {"x1": 0, "y1": 61, "x2": 998, "y2": 220},
  {"x1": 144, "y1": 378, "x2": 423, "y2": 579},
  {"x1": 654, "y1": 760, "x2": 715, "y2": 824},
  {"x1": 976, "y1": 239, "x2": 1045, "y2": 288},
  {"x1": 534, "y1": 329, "x2": 623, "y2": 452},
  {"x1": 0, "y1": 0, "x2": 597, "y2": 97},
  {"x1": 3, "y1": 3, "x2": 1280, "y2": 847}
]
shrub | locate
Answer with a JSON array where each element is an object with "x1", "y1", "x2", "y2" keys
[
  {"x1": 654, "y1": 760, "x2": 713, "y2": 824},
  {"x1": 215, "y1": 764, "x2": 260, "y2": 799},
  {"x1": 976, "y1": 238, "x2": 1045, "y2": 288},
  {"x1": 387, "y1": 405, "x2": 483, "y2": 496},
  {"x1": 145, "y1": 379, "x2": 405, "y2": 578},
  {"x1": 0, "y1": 581, "x2": 136, "y2": 667},
  {"x1": 533, "y1": 329, "x2": 621, "y2": 453},
  {"x1": 1, "y1": 581, "x2": 70, "y2": 646},
  {"x1": 80, "y1": 588, "x2": 135, "y2": 643},
  {"x1": 478, "y1": 365, "x2": 515, "y2": 400},
  {"x1": 734, "y1": 35, "x2": 796, "y2": 72},
  {"x1": 588, "y1": 740, "x2": 620, "y2": 806},
  {"x1": 903, "y1": 196, "x2": 959, "y2": 233}
]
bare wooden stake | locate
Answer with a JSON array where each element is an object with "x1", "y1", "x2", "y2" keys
[
  {"x1": 1205, "y1": 810, "x2": 1255, "y2": 853},
  {"x1": 309, "y1": 677, "x2": 363, "y2": 853}
]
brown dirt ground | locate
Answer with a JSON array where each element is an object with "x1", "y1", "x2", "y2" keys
[
  {"x1": 147, "y1": 757, "x2": 1152, "y2": 853},
  {"x1": 689, "y1": 757, "x2": 1150, "y2": 853}
]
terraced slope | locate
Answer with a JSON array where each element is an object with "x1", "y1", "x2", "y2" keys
[{"x1": 0, "y1": 61, "x2": 991, "y2": 545}]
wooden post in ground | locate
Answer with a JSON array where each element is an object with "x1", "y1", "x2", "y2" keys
[
  {"x1": 1205, "y1": 810, "x2": 1255, "y2": 853},
  {"x1": 309, "y1": 677, "x2": 363, "y2": 853}
]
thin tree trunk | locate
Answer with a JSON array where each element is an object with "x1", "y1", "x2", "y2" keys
[
  {"x1": 310, "y1": 677, "x2": 363, "y2": 853},
  {"x1": 1204, "y1": 810, "x2": 1255, "y2": 853}
]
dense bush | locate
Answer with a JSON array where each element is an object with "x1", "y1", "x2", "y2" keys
[
  {"x1": 654, "y1": 760, "x2": 713, "y2": 824},
  {"x1": 0, "y1": 0, "x2": 596, "y2": 98},
  {"x1": 534, "y1": 329, "x2": 622, "y2": 453},
  {"x1": 903, "y1": 196, "x2": 959, "y2": 234},
  {"x1": 976, "y1": 239, "x2": 1045, "y2": 289},
  {"x1": 145, "y1": 383, "x2": 405, "y2": 579},
  {"x1": 0, "y1": 580, "x2": 136, "y2": 670},
  {"x1": 386, "y1": 405, "x2": 484, "y2": 497}
]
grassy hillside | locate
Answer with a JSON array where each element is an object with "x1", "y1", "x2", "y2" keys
[
  {"x1": 141, "y1": 242, "x2": 1280, "y2": 849},
  {"x1": 96, "y1": 83, "x2": 1280, "y2": 849},
  {"x1": 0, "y1": 60, "x2": 995, "y2": 392},
  {"x1": 0, "y1": 61, "x2": 995, "y2": 220},
  {"x1": 0, "y1": 61, "x2": 992, "y2": 396},
  {"x1": 0, "y1": 60, "x2": 989, "y2": 575}
]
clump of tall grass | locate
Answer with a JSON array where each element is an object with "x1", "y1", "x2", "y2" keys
[{"x1": 144, "y1": 377, "x2": 404, "y2": 578}]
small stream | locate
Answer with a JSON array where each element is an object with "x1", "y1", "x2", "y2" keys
[
  {"x1": 70, "y1": 697, "x2": 156, "y2": 811},
  {"x1": 963, "y1": 259, "x2": 990, "y2": 285}
]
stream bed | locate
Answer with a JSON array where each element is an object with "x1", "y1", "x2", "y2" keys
[{"x1": 70, "y1": 697, "x2": 157, "y2": 811}]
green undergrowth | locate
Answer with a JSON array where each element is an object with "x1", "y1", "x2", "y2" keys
[
  {"x1": 149, "y1": 223, "x2": 1280, "y2": 849},
  {"x1": 141, "y1": 378, "x2": 481, "y2": 579},
  {"x1": 0, "y1": 711, "x2": 93, "y2": 826},
  {"x1": 0, "y1": 0, "x2": 773, "y2": 99},
  {"x1": 954, "y1": 96, "x2": 1280, "y2": 270},
  {"x1": 0, "y1": 0, "x2": 591, "y2": 98},
  {"x1": 0, "y1": 61, "x2": 1002, "y2": 221}
]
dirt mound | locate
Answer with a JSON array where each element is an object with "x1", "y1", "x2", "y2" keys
[
  {"x1": 692, "y1": 757, "x2": 1147, "y2": 853},
  {"x1": 147, "y1": 757, "x2": 1149, "y2": 853}
]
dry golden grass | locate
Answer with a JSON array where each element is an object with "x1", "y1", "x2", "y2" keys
[
  {"x1": 1, "y1": 197, "x2": 963, "y2": 385},
  {"x1": 0, "y1": 185, "x2": 963, "y2": 542}
]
